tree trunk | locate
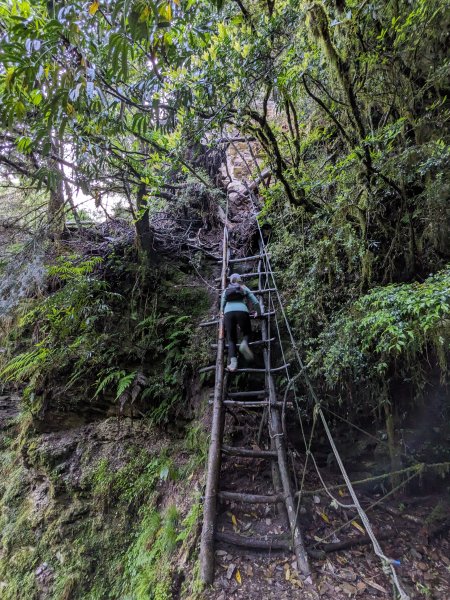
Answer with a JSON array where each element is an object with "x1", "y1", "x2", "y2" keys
[
  {"x1": 384, "y1": 401, "x2": 402, "y2": 489},
  {"x1": 48, "y1": 137, "x2": 66, "y2": 240},
  {"x1": 135, "y1": 183, "x2": 157, "y2": 262}
]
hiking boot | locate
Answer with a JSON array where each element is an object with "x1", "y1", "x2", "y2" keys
[
  {"x1": 239, "y1": 339, "x2": 254, "y2": 361},
  {"x1": 227, "y1": 357, "x2": 238, "y2": 372}
]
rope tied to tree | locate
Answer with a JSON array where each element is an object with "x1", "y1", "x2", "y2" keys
[
  {"x1": 319, "y1": 409, "x2": 410, "y2": 600},
  {"x1": 249, "y1": 199, "x2": 410, "y2": 600}
]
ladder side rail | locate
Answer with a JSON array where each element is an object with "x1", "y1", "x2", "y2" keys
[
  {"x1": 258, "y1": 242, "x2": 311, "y2": 577},
  {"x1": 200, "y1": 226, "x2": 229, "y2": 584}
]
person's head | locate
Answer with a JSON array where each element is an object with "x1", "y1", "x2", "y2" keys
[{"x1": 229, "y1": 273, "x2": 242, "y2": 284}]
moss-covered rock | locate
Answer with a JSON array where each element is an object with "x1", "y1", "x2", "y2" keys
[{"x1": 0, "y1": 413, "x2": 207, "y2": 600}]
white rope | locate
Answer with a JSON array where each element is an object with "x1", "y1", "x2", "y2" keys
[
  {"x1": 272, "y1": 303, "x2": 319, "y2": 544},
  {"x1": 309, "y1": 450, "x2": 355, "y2": 509},
  {"x1": 319, "y1": 410, "x2": 409, "y2": 600},
  {"x1": 250, "y1": 202, "x2": 409, "y2": 600},
  {"x1": 237, "y1": 149, "x2": 408, "y2": 599},
  {"x1": 258, "y1": 249, "x2": 276, "y2": 437}
]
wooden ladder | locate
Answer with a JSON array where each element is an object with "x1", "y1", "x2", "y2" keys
[{"x1": 199, "y1": 227, "x2": 310, "y2": 584}]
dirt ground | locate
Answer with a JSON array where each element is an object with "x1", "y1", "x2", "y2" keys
[{"x1": 204, "y1": 405, "x2": 450, "y2": 600}]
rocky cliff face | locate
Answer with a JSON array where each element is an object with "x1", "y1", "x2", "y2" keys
[
  {"x1": 0, "y1": 380, "x2": 210, "y2": 599},
  {"x1": 0, "y1": 136, "x2": 264, "y2": 599},
  {"x1": 0, "y1": 215, "x2": 220, "y2": 599}
]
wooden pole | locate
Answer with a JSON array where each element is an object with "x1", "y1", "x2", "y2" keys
[
  {"x1": 199, "y1": 226, "x2": 228, "y2": 584},
  {"x1": 222, "y1": 445, "x2": 277, "y2": 459},
  {"x1": 215, "y1": 531, "x2": 290, "y2": 550},
  {"x1": 218, "y1": 491, "x2": 284, "y2": 503},
  {"x1": 258, "y1": 242, "x2": 311, "y2": 576}
]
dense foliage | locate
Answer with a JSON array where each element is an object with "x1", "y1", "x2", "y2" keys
[
  {"x1": 0, "y1": 0, "x2": 447, "y2": 459},
  {"x1": 0, "y1": 0, "x2": 448, "y2": 463},
  {"x1": 0, "y1": 246, "x2": 210, "y2": 422},
  {"x1": 0, "y1": 414, "x2": 206, "y2": 599},
  {"x1": 0, "y1": 1, "x2": 449, "y2": 598}
]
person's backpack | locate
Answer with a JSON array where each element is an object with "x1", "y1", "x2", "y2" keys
[{"x1": 224, "y1": 283, "x2": 246, "y2": 302}]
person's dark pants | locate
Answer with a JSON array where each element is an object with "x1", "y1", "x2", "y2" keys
[{"x1": 224, "y1": 311, "x2": 252, "y2": 359}]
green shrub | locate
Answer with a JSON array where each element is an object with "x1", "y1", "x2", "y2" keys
[
  {"x1": 317, "y1": 267, "x2": 450, "y2": 389},
  {"x1": 1, "y1": 252, "x2": 211, "y2": 422}
]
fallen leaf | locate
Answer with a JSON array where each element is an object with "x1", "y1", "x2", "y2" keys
[
  {"x1": 325, "y1": 559, "x2": 335, "y2": 574},
  {"x1": 363, "y1": 579, "x2": 387, "y2": 593},
  {"x1": 339, "y1": 489, "x2": 345, "y2": 497},
  {"x1": 226, "y1": 563, "x2": 235, "y2": 579},
  {"x1": 351, "y1": 520, "x2": 365, "y2": 534},
  {"x1": 341, "y1": 568, "x2": 357, "y2": 582},
  {"x1": 231, "y1": 514, "x2": 237, "y2": 526},
  {"x1": 318, "y1": 581, "x2": 333, "y2": 595},
  {"x1": 235, "y1": 569, "x2": 242, "y2": 584},
  {"x1": 319, "y1": 511, "x2": 330, "y2": 523},
  {"x1": 285, "y1": 565, "x2": 291, "y2": 580},
  {"x1": 341, "y1": 582, "x2": 357, "y2": 596},
  {"x1": 266, "y1": 563, "x2": 276, "y2": 577},
  {"x1": 356, "y1": 581, "x2": 367, "y2": 592},
  {"x1": 89, "y1": 1, "x2": 99, "y2": 15}
]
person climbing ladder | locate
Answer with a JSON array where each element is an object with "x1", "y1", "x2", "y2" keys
[{"x1": 221, "y1": 273, "x2": 261, "y2": 372}]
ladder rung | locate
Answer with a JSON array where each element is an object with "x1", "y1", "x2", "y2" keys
[
  {"x1": 215, "y1": 271, "x2": 271, "y2": 282},
  {"x1": 239, "y1": 271, "x2": 264, "y2": 278},
  {"x1": 218, "y1": 491, "x2": 284, "y2": 504},
  {"x1": 220, "y1": 400, "x2": 293, "y2": 409},
  {"x1": 227, "y1": 390, "x2": 266, "y2": 397},
  {"x1": 231, "y1": 363, "x2": 289, "y2": 374},
  {"x1": 198, "y1": 365, "x2": 216, "y2": 373},
  {"x1": 225, "y1": 254, "x2": 264, "y2": 264},
  {"x1": 260, "y1": 310, "x2": 275, "y2": 318},
  {"x1": 222, "y1": 445, "x2": 277, "y2": 459},
  {"x1": 199, "y1": 319, "x2": 219, "y2": 328},
  {"x1": 208, "y1": 389, "x2": 266, "y2": 399},
  {"x1": 199, "y1": 311, "x2": 275, "y2": 328},
  {"x1": 246, "y1": 338, "x2": 275, "y2": 347},
  {"x1": 254, "y1": 311, "x2": 276, "y2": 319},
  {"x1": 210, "y1": 337, "x2": 276, "y2": 349},
  {"x1": 215, "y1": 531, "x2": 290, "y2": 551},
  {"x1": 209, "y1": 400, "x2": 267, "y2": 408}
]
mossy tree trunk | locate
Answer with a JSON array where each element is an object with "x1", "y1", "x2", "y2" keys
[
  {"x1": 48, "y1": 136, "x2": 67, "y2": 240},
  {"x1": 384, "y1": 400, "x2": 402, "y2": 490},
  {"x1": 135, "y1": 183, "x2": 157, "y2": 263}
]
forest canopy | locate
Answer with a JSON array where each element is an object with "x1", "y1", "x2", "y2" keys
[
  {"x1": 1, "y1": 0, "x2": 449, "y2": 430},
  {"x1": 0, "y1": 1, "x2": 449, "y2": 598}
]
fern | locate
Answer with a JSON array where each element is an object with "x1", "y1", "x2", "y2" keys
[
  {"x1": 0, "y1": 347, "x2": 50, "y2": 382},
  {"x1": 47, "y1": 256, "x2": 103, "y2": 282},
  {"x1": 94, "y1": 369, "x2": 126, "y2": 398},
  {"x1": 94, "y1": 370, "x2": 137, "y2": 402},
  {"x1": 115, "y1": 371, "x2": 137, "y2": 400}
]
